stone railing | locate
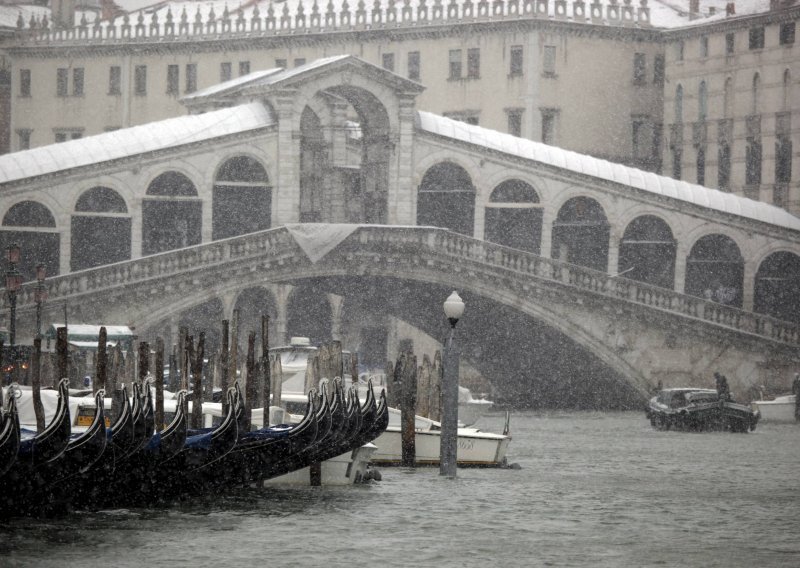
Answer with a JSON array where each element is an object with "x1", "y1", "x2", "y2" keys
[
  {"x1": 11, "y1": 0, "x2": 651, "y2": 46},
  {"x1": 3, "y1": 223, "x2": 799, "y2": 347}
]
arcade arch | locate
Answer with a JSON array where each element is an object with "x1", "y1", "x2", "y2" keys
[
  {"x1": 71, "y1": 186, "x2": 131, "y2": 271},
  {"x1": 212, "y1": 156, "x2": 271, "y2": 240},
  {"x1": 142, "y1": 171, "x2": 202, "y2": 255},
  {"x1": 416, "y1": 161, "x2": 476, "y2": 236},
  {"x1": 484, "y1": 179, "x2": 542, "y2": 253},
  {"x1": 618, "y1": 215, "x2": 676, "y2": 289},
  {"x1": 685, "y1": 234, "x2": 744, "y2": 307},
  {"x1": 754, "y1": 251, "x2": 800, "y2": 322},
  {"x1": 0, "y1": 200, "x2": 59, "y2": 280},
  {"x1": 551, "y1": 196, "x2": 609, "y2": 271}
]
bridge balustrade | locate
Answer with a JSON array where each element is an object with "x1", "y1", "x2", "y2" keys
[{"x1": 2, "y1": 225, "x2": 799, "y2": 347}]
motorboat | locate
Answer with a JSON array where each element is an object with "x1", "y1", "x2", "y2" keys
[
  {"x1": 751, "y1": 394, "x2": 797, "y2": 423},
  {"x1": 458, "y1": 386, "x2": 494, "y2": 427},
  {"x1": 646, "y1": 388, "x2": 760, "y2": 433},
  {"x1": 273, "y1": 338, "x2": 511, "y2": 468}
]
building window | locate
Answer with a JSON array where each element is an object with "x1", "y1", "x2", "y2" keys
[
  {"x1": 275, "y1": 59, "x2": 287, "y2": 68},
  {"x1": 718, "y1": 144, "x2": 731, "y2": 190},
  {"x1": 676, "y1": 41, "x2": 684, "y2": 62},
  {"x1": 749, "y1": 27, "x2": 765, "y2": 50},
  {"x1": 449, "y1": 49, "x2": 462, "y2": 79},
  {"x1": 698, "y1": 81, "x2": 707, "y2": 122},
  {"x1": 407, "y1": 51, "x2": 420, "y2": 81},
  {"x1": 725, "y1": 32, "x2": 735, "y2": 55},
  {"x1": 56, "y1": 68, "x2": 68, "y2": 97},
  {"x1": 672, "y1": 148, "x2": 682, "y2": 179},
  {"x1": 293, "y1": 58, "x2": 306, "y2": 67},
  {"x1": 543, "y1": 46, "x2": 556, "y2": 76},
  {"x1": 220, "y1": 62, "x2": 232, "y2": 82},
  {"x1": 134, "y1": 65, "x2": 147, "y2": 96},
  {"x1": 746, "y1": 138, "x2": 762, "y2": 186},
  {"x1": 467, "y1": 48, "x2": 480, "y2": 78},
  {"x1": 510, "y1": 45, "x2": 523, "y2": 76},
  {"x1": 443, "y1": 111, "x2": 479, "y2": 125},
  {"x1": 19, "y1": 69, "x2": 31, "y2": 97},
  {"x1": 109, "y1": 66, "x2": 121, "y2": 95},
  {"x1": 541, "y1": 108, "x2": 558, "y2": 144},
  {"x1": 507, "y1": 109, "x2": 523, "y2": 137},
  {"x1": 696, "y1": 147, "x2": 706, "y2": 186},
  {"x1": 166, "y1": 65, "x2": 179, "y2": 95},
  {"x1": 776, "y1": 137, "x2": 793, "y2": 183},
  {"x1": 239, "y1": 61, "x2": 250, "y2": 75},
  {"x1": 700, "y1": 36, "x2": 709, "y2": 58},
  {"x1": 653, "y1": 54, "x2": 665, "y2": 86},
  {"x1": 54, "y1": 129, "x2": 83, "y2": 143},
  {"x1": 16, "y1": 129, "x2": 31, "y2": 150},
  {"x1": 185, "y1": 63, "x2": 197, "y2": 93},
  {"x1": 382, "y1": 53, "x2": 395, "y2": 72},
  {"x1": 632, "y1": 117, "x2": 652, "y2": 159},
  {"x1": 72, "y1": 68, "x2": 84, "y2": 96},
  {"x1": 633, "y1": 53, "x2": 646, "y2": 85},
  {"x1": 780, "y1": 22, "x2": 795, "y2": 45},
  {"x1": 675, "y1": 84, "x2": 683, "y2": 123}
]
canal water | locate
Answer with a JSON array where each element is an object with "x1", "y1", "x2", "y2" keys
[{"x1": 2, "y1": 411, "x2": 798, "y2": 567}]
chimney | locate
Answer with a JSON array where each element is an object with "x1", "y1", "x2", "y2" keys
[
  {"x1": 726, "y1": 2, "x2": 736, "y2": 16},
  {"x1": 690, "y1": 0, "x2": 700, "y2": 19}
]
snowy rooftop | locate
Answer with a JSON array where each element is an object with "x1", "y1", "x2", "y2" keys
[
  {"x1": 0, "y1": 102, "x2": 274, "y2": 184},
  {"x1": 416, "y1": 111, "x2": 800, "y2": 232}
]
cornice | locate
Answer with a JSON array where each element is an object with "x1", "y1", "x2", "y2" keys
[{"x1": 662, "y1": 6, "x2": 800, "y2": 41}]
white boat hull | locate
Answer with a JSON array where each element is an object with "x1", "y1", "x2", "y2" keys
[
  {"x1": 371, "y1": 426, "x2": 510, "y2": 467},
  {"x1": 265, "y1": 443, "x2": 378, "y2": 486},
  {"x1": 752, "y1": 396, "x2": 797, "y2": 423}
]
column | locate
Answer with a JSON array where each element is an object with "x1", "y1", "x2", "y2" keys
[
  {"x1": 273, "y1": 91, "x2": 302, "y2": 225},
  {"x1": 388, "y1": 93, "x2": 418, "y2": 225},
  {"x1": 607, "y1": 232, "x2": 620, "y2": 275},
  {"x1": 673, "y1": 241, "x2": 687, "y2": 294},
  {"x1": 327, "y1": 293, "x2": 345, "y2": 341},
  {"x1": 273, "y1": 283, "x2": 293, "y2": 346},
  {"x1": 742, "y1": 260, "x2": 756, "y2": 312}
]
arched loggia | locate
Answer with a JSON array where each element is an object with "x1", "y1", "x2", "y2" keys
[
  {"x1": 551, "y1": 197, "x2": 609, "y2": 272},
  {"x1": 71, "y1": 187, "x2": 131, "y2": 271},
  {"x1": 754, "y1": 251, "x2": 800, "y2": 322},
  {"x1": 417, "y1": 162, "x2": 476, "y2": 236},
  {"x1": 484, "y1": 179, "x2": 542, "y2": 253},
  {"x1": 0, "y1": 201, "x2": 59, "y2": 280},
  {"x1": 212, "y1": 156, "x2": 271, "y2": 240},
  {"x1": 142, "y1": 171, "x2": 202, "y2": 256},
  {"x1": 685, "y1": 234, "x2": 744, "y2": 307},
  {"x1": 618, "y1": 215, "x2": 676, "y2": 289}
]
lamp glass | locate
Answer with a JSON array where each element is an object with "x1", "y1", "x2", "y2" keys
[
  {"x1": 6, "y1": 244, "x2": 20, "y2": 265},
  {"x1": 443, "y1": 291, "x2": 465, "y2": 320},
  {"x1": 6, "y1": 272, "x2": 22, "y2": 292},
  {"x1": 36, "y1": 264, "x2": 46, "y2": 281}
]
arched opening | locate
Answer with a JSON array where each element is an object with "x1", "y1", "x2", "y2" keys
[
  {"x1": 71, "y1": 187, "x2": 131, "y2": 271},
  {"x1": 232, "y1": 287, "x2": 278, "y2": 351},
  {"x1": 0, "y1": 201, "x2": 59, "y2": 281},
  {"x1": 286, "y1": 284, "x2": 333, "y2": 345},
  {"x1": 754, "y1": 252, "x2": 800, "y2": 322},
  {"x1": 212, "y1": 156, "x2": 271, "y2": 240},
  {"x1": 551, "y1": 197, "x2": 609, "y2": 271},
  {"x1": 416, "y1": 161, "x2": 476, "y2": 236},
  {"x1": 142, "y1": 171, "x2": 202, "y2": 255},
  {"x1": 685, "y1": 234, "x2": 743, "y2": 307},
  {"x1": 484, "y1": 179, "x2": 542, "y2": 253},
  {"x1": 298, "y1": 86, "x2": 391, "y2": 224},
  {"x1": 618, "y1": 216, "x2": 676, "y2": 289},
  {"x1": 175, "y1": 298, "x2": 225, "y2": 359}
]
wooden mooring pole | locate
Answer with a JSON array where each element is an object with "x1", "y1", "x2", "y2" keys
[
  {"x1": 155, "y1": 338, "x2": 164, "y2": 429},
  {"x1": 31, "y1": 337, "x2": 45, "y2": 432},
  {"x1": 56, "y1": 327, "x2": 68, "y2": 384},
  {"x1": 399, "y1": 351, "x2": 417, "y2": 468},
  {"x1": 260, "y1": 315, "x2": 271, "y2": 428}
]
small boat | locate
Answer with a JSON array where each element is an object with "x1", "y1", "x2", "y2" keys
[
  {"x1": 751, "y1": 394, "x2": 797, "y2": 423},
  {"x1": 0, "y1": 388, "x2": 21, "y2": 477},
  {"x1": 646, "y1": 388, "x2": 760, "y2": 433},
  {"x1": 458, "y1": 386, "x2": 494, "y2": 427}
]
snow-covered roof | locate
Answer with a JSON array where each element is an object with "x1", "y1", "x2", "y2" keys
[
  {"x1": 648, "y1": 0, "x2": 774, "y2": 29},
  {"x1": 47, "y1": 323, "x2": 134, "y2": 337},
  {"x1": 0, "y1": 102, "x2": 274, "y2": 184},
  {"x1": 181, "y1": 67, "x2": 283, "y2": 102},
  {"x1": 416, "y1": 111, "x2": 800, "y2": 233}
]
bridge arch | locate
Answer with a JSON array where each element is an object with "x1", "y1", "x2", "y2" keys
[
  {"x1": 754, "y1": 250, "x2": 800, "y2": 323},
  {"x1": 0, "y1": 200, "x2": 60, "y2": 281},
  {"x1": 417, "y1": 161, "x2": 477, "y2": 237},
  {"x1": 232, "y1": 286, "x2": 279, "y2": 348},
  {"x1": 142, "y1": 171, "x2": 202, "y2": 256},
  {"x1": 618, "y1": 214, "x2": 676, "y2": 289},
  {"x1": 551, "y1": 195, "x2": 610, "y2": 271},
  {"x1": 484, "y1": 178, "x2": 543, "y2": 253},
  {"x1": 685, "y1": 233, "x2": 744, "y2": 306},
  {"x1": 71, "y1": 186, "x2": 132, "y2": 271},
  {"x1": 212, "y1": 154, "x2": 272, "y2": 240}
]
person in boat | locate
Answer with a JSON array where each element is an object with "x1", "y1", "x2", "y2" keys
[
  {"x1": 714, "y1": 372, "x2": 731, "y2": 401},
  {"x1": 792, "y1": 373, "x2": 800, "y2": 396}
]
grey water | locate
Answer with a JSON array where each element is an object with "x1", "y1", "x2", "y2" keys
[{"x1": 1, "y1": 412, "x2": 798, "y2": 568}]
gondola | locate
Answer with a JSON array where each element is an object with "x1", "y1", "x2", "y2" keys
[{"x1": 0, "y1": 388, "x2": 21, "y2": 477}]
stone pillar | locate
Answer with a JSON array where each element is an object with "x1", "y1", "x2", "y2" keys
[
  {"x1": 674, "y1": 241, "x2": 688, "y2": 294},
  {"x1": 607, "y1": 232, "x2": 620, "y2": 275},
  {"x1": 742, "y1": 260, "x2": 756, "y2": 312},
  {"x1": 201, "y1": 189, "x2": 213, "y2": 243},
  {"x1": 272, "y1": 91, "x2": 301, "y2": 225},
  {"x1": 130, "y1": 197, "x2": 143, "y2": 259},
  {"x1": 58, "y1": 226, "x2": 70, "y2": 275},
  {"x1": 540, "y1": 206, "x2": 555, "y2": 258},
  {"x1": 273, "y1": 284, "x2": 293, "y2": 346},
  {"x1": 220, "y1": 289, "x2": 238, "y2": 321},
  {"x1": 327, "y1": 293, "x2": 345, "y2": 341},
  {"x1": 389, "y1": 93, "x2": 418, "y2": 225}
]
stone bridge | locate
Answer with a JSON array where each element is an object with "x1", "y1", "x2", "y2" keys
[{"x1": 4, "y1": 224, "x2": 799, "y2": 407}]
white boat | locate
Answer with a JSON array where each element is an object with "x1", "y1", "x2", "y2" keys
[
  {"x1": 751, "y1": 395, "x2": 797, "y2": 423},
  {"x1": 265, "y1": 443, "x2": 379, "y2": 486},
  {"x1": 272, "y1": 338, "x2": 512, "y2": 468},
  {"x1": 458, "y1": 386, "x2": 494, "y2": 427}
]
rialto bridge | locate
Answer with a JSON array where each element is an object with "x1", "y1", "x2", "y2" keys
[{"x1": 1, "y1": 56, "x2": 800, "y2": 407}]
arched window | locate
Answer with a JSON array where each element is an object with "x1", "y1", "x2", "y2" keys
[
  {"x1": 417, "y1": 162, "x2": 476, "y2": 236},
  {"x1": 142, "y1": 171, "x2": 202, "y2": 255},
  {"x1": 685, "y1": 234, "x2": 744, "y2": 307},
  {"x1": 675, "y1": 84, "x2": 684, "y2": 123},
  {"x1": 618, "y1": 215, "x2": 676, "y2": 289},
  {"x1": 755, "y1": 252, "x2": 800, "y2": 322},
  {"x1": 1, "y1": 201, "x2": 59, "y2": 280},
  {"x1": 71, "y1": 187, "x2": 131, "y2": 271},
  {"x1": 551, "y1": 197, "x2": 609, "y2": 271},
  {"x1": 698, "y1": 81, "x2": 707, "y2": 122},
  {"x1": 484, "y1": 179, "x2": 542, "y2": 253},
  {"x1": 213, "y1": 156, "x2": 271, "y2": 240}
]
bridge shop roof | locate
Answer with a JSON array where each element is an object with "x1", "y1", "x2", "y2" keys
[
  {"x1": 0, "y1": 102, "x2": 274, "y2": 185},
  {"x1": 416, "y1": 111, "x2": 800, "y2": 233}
]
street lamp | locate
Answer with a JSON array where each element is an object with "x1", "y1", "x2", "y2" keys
[
  {"x1": 34, "y1": 263, "x2": 47, "y2": 339},
  {"x1": 440, "y1": 290, "x2": 465, "y2": 478},
  {"x1": 5, "y1": 243, "x2": 22, "y2": 347}
]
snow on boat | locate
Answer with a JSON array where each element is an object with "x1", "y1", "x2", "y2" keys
[
  {"x1": 751, "y1": 394, "x2": 797, "y2": 423},
  {"x1": 646, "y1": 388, "x2": 760, "y2": 433}
]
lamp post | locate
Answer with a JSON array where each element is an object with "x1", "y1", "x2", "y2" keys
[
  {"x1": 440, "y1": 290, "x2": 465, "y2": 478},
  {"x1": 5, "y1": 244, "x2": 22, "y2": 347},
  {"x1": 34, "y1": 263, "x2": 47, "y2": 339}
]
